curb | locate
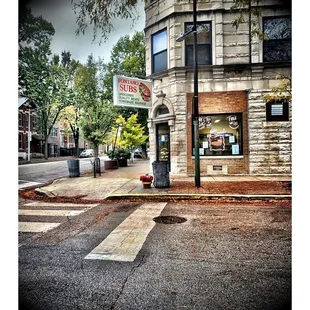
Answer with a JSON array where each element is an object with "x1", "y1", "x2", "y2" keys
[{"x1": 104, "y1": 193, "x2": 292, "y2": 201}]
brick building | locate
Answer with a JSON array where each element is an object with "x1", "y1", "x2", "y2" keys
[{"x1": 145, "y1": 0, "x2": 291, "y2": 176}]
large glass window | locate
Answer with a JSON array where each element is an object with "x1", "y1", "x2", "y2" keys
[
  {"x1": 263, "y1": 16, "x2": 291, "y2": 62},
  {"x1": 194, "y1": 114, "x2": 243, "y2": 156},
  {"x1": 185, "y1": 22, "x2": 212, "y2": 66},
  {"x1": 152, "y1": 29, "x2": 167, "y2": 73}
]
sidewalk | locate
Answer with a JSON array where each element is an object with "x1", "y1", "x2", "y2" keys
[{"x1": 31, "y1": 158, "x2": 292, "y2": 202}]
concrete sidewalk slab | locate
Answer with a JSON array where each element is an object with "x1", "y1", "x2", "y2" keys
[{"x1": 31, "y1": 159, "x2": 291, "y2": 201}]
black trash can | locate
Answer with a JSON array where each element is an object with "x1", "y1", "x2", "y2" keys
[
  {"x1": 67, "y1": 159, "x2": 80, "y2": 177},
  {"x1": 152, "y1": 161, "x2": 170, "y2": 188}
]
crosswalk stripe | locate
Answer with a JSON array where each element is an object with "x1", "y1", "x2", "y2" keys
[
  {"x1": 24, "y1": 202, "x2": 99, "y2": 208},
  {"x1": 19, "y1": 210, "x2": 84, "y2": 217},
  {"x1": 84, "y1": 202, "x2": 167, "y2": 262},
  {"x1": 19, "y1": 222, "x2": 61, "y2": 233},
  {"x1": 19, "y1": 203, "x2": 99, "y2": 235}
]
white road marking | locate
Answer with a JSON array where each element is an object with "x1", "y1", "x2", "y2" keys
[
  {"x1": 18, "y1": 181, "x2": 44, "y2": 190},
  {"x1": 24, "y1": 202, "x2": 98, "y2": 208},
  {"x1": 19, "y1": 222, "x2": 61, "y2": 233},
  {"x1": 85, "y1": 202, "x2": 167, "y2": 262},
  {"x1": 19, "y1": 203, "x2": 99, "y2": 235},
  {"x1": 19, "y1": 210, "x2": 84, "y2": 217}
]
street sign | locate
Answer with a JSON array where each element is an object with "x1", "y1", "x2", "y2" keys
[{"x1": 113, "y1": 75, "x2": 152, "y2": 109}]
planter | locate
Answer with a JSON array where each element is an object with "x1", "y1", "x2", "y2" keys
[
  {"x1": 117, "y1": 158, "x2": 128, "y2": 167},
  {"x1": 104, "y1": 160, "x2": 118, "y2": 170},
  {"x1": 67, "y1": 159, "x2": 80, "y2": 177}
]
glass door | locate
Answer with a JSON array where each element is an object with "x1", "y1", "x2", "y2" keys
[{"x1": 156, "y1": 123, "x2": 170, "y2": 168}]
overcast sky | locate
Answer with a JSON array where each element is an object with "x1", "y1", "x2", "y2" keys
[{"x1": 26, "y1": 0, "x2": 145, "y2": 64}]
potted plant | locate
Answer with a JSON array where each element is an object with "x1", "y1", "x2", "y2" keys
[{"x1": 107, "y1": 148, "x2": 130, "y2": 167}]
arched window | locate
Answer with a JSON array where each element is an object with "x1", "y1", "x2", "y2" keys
[{"x1": 156, "y1": 104, "x2": 169, "y2": 116}]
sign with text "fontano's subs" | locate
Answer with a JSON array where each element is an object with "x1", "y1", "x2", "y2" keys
[{"x1": 113, "y1": 75, "x2": 152, "y2": 109}]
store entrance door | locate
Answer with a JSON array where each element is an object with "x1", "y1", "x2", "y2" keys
[{"x1": 156, "y1": 123, "x2": 170, "y2": 170}]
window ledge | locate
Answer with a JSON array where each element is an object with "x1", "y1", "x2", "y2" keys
[{"x1": 191, "y1": 156, "x2": 244, "y2": 159}]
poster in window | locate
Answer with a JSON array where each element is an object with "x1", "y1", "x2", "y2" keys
[
  {"x1": 199, "y1": 116, "x2": 212, "y2": 129},
  {"x1": 209, "y1": 135, "x2": 225, "y2": 151},
  {"x1": 199, "y1": 148, "x2": 204, "y2": 155},
  {"x1": 232, "y1": 144, "x2": 240, "y2": 155},
  {"x1": 229, "y1": 135, "x2": 235, "y2": 143},
  {"x1": 228, "y1": 115, "x2": 239, "y2": 129},
  {"x1": 203, "y1": 141, "x2": 209, "y2": 148}
]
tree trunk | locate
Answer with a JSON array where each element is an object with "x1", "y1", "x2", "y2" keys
[
  {"x1": 93, "y1": 144, "x2": 99, "y2": 158},
  {"x1": 141, "y1": 143, "x2": 147, "y2": 159},
  {"x1": 44, "y1": 137, "x2": 49, "y2": 159},
  {"x1": 74, "y1": 133, "x2": 79, "y2": 157}
]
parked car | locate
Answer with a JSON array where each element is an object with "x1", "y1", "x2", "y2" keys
[
  {"x1": 134, "y1": 151, "x2": 143, "y2": 158},
  {"x1": 79, "y1": 149, "x2": 94, "y2": 158}
]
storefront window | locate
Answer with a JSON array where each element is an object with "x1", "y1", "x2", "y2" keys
[{"x1": 194, "y1": 114, "x2": 242, "y2": 156}]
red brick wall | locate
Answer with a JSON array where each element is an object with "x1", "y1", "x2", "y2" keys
[{"x1": 186, "y1": 91, "x2": 249, "y2": 175}]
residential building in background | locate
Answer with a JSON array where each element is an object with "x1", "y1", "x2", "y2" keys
[
  {"x1": 18, "y1": 97, "x2": 91, "y2": 159},
  {"x1": 145, "y1": 0, "x2": 291, "y2": 176}
]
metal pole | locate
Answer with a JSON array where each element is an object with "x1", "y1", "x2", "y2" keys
[
  {"x1": 27, "y1": 109, "x2": 31, "y2": 162},
  {"x1": 193, "y1": 0, "x2": 201, "y2": 187}
]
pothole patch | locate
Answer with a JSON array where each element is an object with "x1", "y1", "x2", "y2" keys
[{"x1": 153, "y1": 216, "x2": 187, "y2": 224}]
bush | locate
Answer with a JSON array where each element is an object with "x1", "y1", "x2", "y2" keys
[{"x1": 107, "y1": 148, "x2": 131, "y2": 160}]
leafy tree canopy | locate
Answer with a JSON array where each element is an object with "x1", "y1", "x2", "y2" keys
[
  {"x1": 115, "y1": 114, "x2": 147, "y2": 151},
  {"x1": 19, "y1": 4, "x2": 55, "y2": 46},
  {"x1": 71, "y1": 0, "x2": 142, "y2": 43}
]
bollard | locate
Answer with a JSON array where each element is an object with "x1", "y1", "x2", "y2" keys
[{"x1": 93, "y1": 158, "x2": 101, "y2": 178}]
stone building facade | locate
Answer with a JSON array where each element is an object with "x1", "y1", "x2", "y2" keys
[{"x1": 144, "y1": 0, "x2": 291, "y2": 176}]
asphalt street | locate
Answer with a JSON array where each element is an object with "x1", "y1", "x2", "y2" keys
[{"x1": 19, "y1": 199, "x2": 291, "y2": 310}]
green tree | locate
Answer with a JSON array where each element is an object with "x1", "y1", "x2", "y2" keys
[
  {"x1": 71, "y1": 0, "x2": 142, "y2": 42},
  {"x1": 80, "y1": 100, "x2": 116, "y2": 157},
  {"x1": 102, "y1": 31, "x2": 149, "y2": 156},
  {"x1": 115, "y1": 114, "x2": 147, "y2": 160},
  {"x1": 77, "y1": 55, "x2": 117, "y2": 157},
  {"x1": 19, "y1": 6, "x2": 74, "y2": 159},
  {"x1": 57, "y1": 52, "x2": 82, "y2": 157}
]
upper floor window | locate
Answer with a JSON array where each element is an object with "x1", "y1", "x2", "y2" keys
[
  {"x1": 152, "y1": 29, "x2": 167, "y2": 74},
  {"x1": 51, "y1": 127, "x2": 58, "y2": 137},
  {"x1": 25, "y1": 114, "x2": 29, "y2": 129},
  {"x1": 263, "y1": 16, "x2": 291, "y2": 62},
  {"x1": 32, "y1": 115, "x2": 36, "y2": 129},
  {"x1": 185, "y1": 21, "x2": 212, "y2": 66},
  {"x1": 19, "y1": 133, "x2": 23, "y2": 149},
  {"x1": 19, "y1": 112, "x2": 23, "y2": 127},
  {"x1": 266, "y1": 99, "x2": 289, "y2": 121}
]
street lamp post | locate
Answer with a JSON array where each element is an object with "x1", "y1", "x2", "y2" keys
[
  {"x1": 176, "y1": 0, "x2": 200, "y2": 187},
  {"x1": 27, "y1": 108, "x2": 32, "y2": 162}
]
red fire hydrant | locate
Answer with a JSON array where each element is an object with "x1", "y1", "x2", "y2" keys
[{"x1": 140, "y1": 174, "x2": 153, "y2": 189}]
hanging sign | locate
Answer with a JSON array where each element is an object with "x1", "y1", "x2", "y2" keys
[{"x1": 113, "y1": 75, "x2": 152, "y2": 109}]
